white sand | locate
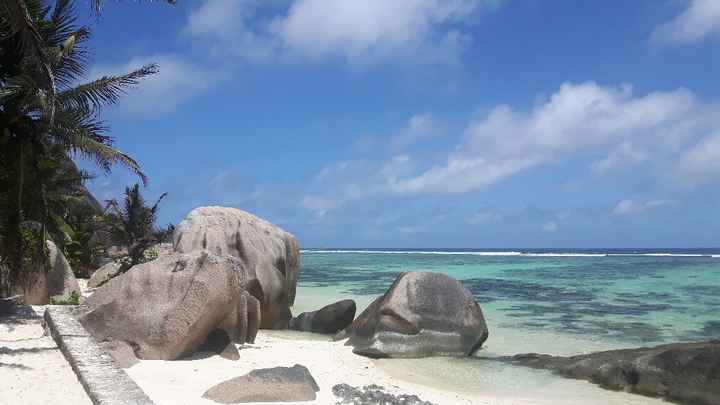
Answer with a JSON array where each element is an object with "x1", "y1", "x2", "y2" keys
[
  {"x1": 127, "y1": 328, "x2": 671, "y2": 405},
  {"x1": 127, "y1": 330, "x2": 499, "y2": 405},
  {"x1": 0, "y1": 306, "x2": 91, "y2": 405}
]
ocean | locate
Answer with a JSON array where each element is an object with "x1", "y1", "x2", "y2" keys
[{"x1": 292, "y1": 248, "x2": 720, "y2": 404}]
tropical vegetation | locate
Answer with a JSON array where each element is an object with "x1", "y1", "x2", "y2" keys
[{"x1": 0, "y1": 0, "x2": 171, "y2": 296}]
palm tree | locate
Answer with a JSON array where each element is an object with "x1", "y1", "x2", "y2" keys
[
  {"x1": 104, "y1": 184, "x2": 167, "y2": 273},
  {"x1": 0, "y1": 0, "x2": 159, "y2": 295}
]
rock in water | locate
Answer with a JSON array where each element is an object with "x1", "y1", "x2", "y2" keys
[
  {"x1": 510, "y1": 341, "x2": 720, "y2": 405},
  {"x1": 340, "y1": 272, "x2": 488, "y2": 358},
  {"x1": 202, "y1": 364, "x2": 320, "y2": 403},
  {"x1": 87, "y1": 261, "x2": 121, "y2": 288},
  {"x1": 289, "y1": 299, "x2": 356, "y2": 334},
  {"x1": 77, "y1": 251, "x2": 261, "y2": 360},
  {"x1": 17, "y1": 240, "x2": 80, "y2": 305},
  {"x1": 173, "y1": 207, "x2": 300, "y2": 329}
]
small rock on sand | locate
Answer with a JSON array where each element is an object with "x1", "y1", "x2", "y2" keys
[{"x1": 202, "y1": 364, "x2": 320, "y2": 403}]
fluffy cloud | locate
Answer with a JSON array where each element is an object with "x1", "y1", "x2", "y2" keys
[
  {"x1": 653, "y1": 0, "x2": 720, "y2": 44},
  {"x1": 612, "y1": 199, "x2": 676, "y2": 216},
  {"x1": 300, "y1": 82, "x2": 720, "y2": 215},
  {"x1": 90, "y1": 55, "x2": 214, "y2": 115},
  {"x1": 185, "y1": 0, "x2": 503, "y2": 64},
  {"x1": 390, "y1": 82, "x2": 712, "y2": 195}
]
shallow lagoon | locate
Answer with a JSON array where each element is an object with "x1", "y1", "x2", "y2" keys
[{"x1": 292, "y1": 249, "x2": 720, "y2": 404}]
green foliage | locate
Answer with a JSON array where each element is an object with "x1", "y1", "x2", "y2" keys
[
  {"x1": 0, "y1": 0, "x2": 158, "y2": 296},
  {"x1": 104, "y1": 184, "x2": 167, "y2": 273},
  {"x1": 48, "y1": 290, "x2": 79, "y2": 305}
]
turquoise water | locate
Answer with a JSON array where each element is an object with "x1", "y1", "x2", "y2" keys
[{"x1": 292, "y1": 249, "x2": 720, "y2": 403}]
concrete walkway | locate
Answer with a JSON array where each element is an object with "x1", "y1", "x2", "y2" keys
[{"x1": 0, "y1": 306, "x2": 91, "y2": 405}]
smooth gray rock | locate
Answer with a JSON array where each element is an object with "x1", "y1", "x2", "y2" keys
[
  {"x1": 17, "y1": 240, "x2": 80, "y2": 305},
  {"x1": 202, "y1": 364, "x2": 319, "y2": 403},
  {"x1": 340, "y1": 272, "x2": 488, "y2": 358},
  {"x1": 100, "y1": 340, "x2": 139, "y2": 369},
  {"x1": 510, "y1": 341, "x2": 720, "y2": 405},
  {"x1": 290, "y1": 299, "x2": 356, "y2": 334},
  {"x1": 173, "y1": 206, "x2": 300, "y2": 329},
  {"x1": 77, "y1": 251, "x2": 261, "y2": 360},
  {"x1": 87, "y1": 261, "x2": 121, "y2": 288}
]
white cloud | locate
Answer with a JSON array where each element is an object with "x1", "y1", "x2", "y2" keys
[
  {"x1": 185, "y1": 0, "x2": 503, "y2": 64},
  {"x1": 612, "y1": 199, "x2": 676, "y2": 216},
  {"x1": 542, "y1": 221, "x2": 558, "y2": 232},
  {"x1": 653, "y1": 0, "x2": 720, "y2": 45},
  {"x1": 300, "y1": 82, "x2": 720, "y2": 216},
  {"x1": 397, "y1": 225, "x2": 427, "y2": 234},
  {"x1": 591, "y1": 141, "x2": 648, "y2": 175},
  {"x1": 91, "y1": 55, "x2": 214, "y2": 115},
  {"x1": 390, "y1": 113, "x2": 444, "y2": 149},
  {"x1": 389, "y1": 82, "x2": 707, "y2": 195},
  {"x1": 676, "y1": 131, "x2": 720, "y2": 184}
]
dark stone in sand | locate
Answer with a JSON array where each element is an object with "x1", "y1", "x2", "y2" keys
[
  {"x1": 509, "y1": 340, "x2": 720, "y2": 405},
  {"x1": 0, "y1": 295, "x2": 22, "y2": 316},
  {"x1": 197, "y1": 329, "x2": 240, "y2": 361},
  {"x1": 202, "y1": 364, "x2": 319, "y2": 403},
  {"x1": 338, "y1": 272, "x2": 488, "y2": 358},
  {"x1": 289, "y1": 299, "x2": 356, "y2": 334},
  {"x1": 332, "y1": 383, "x2": 436, "y2": 405}
]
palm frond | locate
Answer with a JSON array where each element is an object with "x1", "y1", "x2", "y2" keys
[{"x1": 58, "y1": 63, "x2": 158, "y2": 113}]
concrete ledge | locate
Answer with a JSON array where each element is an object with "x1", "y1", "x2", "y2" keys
[{"x1": 44, "y1": 306, "x2": 155, "y2": 405}]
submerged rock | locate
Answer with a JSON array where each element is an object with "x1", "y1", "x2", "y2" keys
[
  {"x1": 202, "y1": 364, "x2": 319, "y2": 403},
  {"x1": 332, "y1": 384, "x2": 436, "y2": 405},
  {"x1": 509, "y1": 340, "x2": 720, "y2": 405},
  {"x1": 290, "y1": 299, "x2": 356, "y2": 334},
  {"x1": 339, "y1": 272, "x2": 488, "y2": 358},
  {"x1": 77, "y1": 251, "x2": 261, "y2": 360},
  {"x1": 173, "y1": 206, "x2": 300, "y2": 329},
  {"x1": 17, "y1": 240, "x2": 80, "y2": 305}
]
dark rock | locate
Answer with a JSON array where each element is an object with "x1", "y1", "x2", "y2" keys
[
  {"x1": 197, "y1": 329, "x2": 240, "y2": 361},
  {"x1": 339, "y1": 272, "x2": 488, "y2": 358},
  {"x1": 77, "y1": 251, "x2": 261, "y2": 360},
  {"x1": 0, "y1": 295, "x2": 22, "y2": 316},
  {"x1": 202, "y1": 364, "x2": 320, "y2": 403},
  {"x1": 332, "y1": 383, "x2": 436, "y2": 405},
  {"x1": 290, "y1": 299, "x2": 356, "y2": 334},
  {"x1": 509, "y1": 340, "x2": 720, "y2": 405}
]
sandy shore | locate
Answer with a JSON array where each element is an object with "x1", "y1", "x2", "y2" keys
[
  {"x1": 0, "y1": 306, "x2": 91, "y2": 405},
  {"x1": 127, "y1": 330, "x2": 500, "y2": 405}
]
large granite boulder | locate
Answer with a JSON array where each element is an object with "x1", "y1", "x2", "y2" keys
[
  {"x1": 17, "y1": 240, "x2": 80, "y2": 305},
  {"x1": 289, "y1": 299, "x2": 356, "y2": 334},
  {"x1": 173, "y1": 207, "x2": 300, "y2": 329},
  {"x1": 87, "y1": 261, "x2": 121, "y2": 288},
  {"x1": 510, "y1": 341, "x2": 720, "y2": 405},
  {"x1": 77, "y1": 251, "x2": 261, "y2": 360},
  {"x1": 338, "y1": 272, "x2": 489, "y2": 358},
  {"x1": 202, "y1": 364, "x2": 320, "y2": 403}
]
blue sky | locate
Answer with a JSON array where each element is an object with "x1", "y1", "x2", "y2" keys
[{"x1": 79, "y1": 0, "x2": 720, "y2": 248}]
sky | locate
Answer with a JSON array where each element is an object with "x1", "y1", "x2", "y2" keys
[{"x1": 77, "y1": 0, "x2": 720, "y2": 248}]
